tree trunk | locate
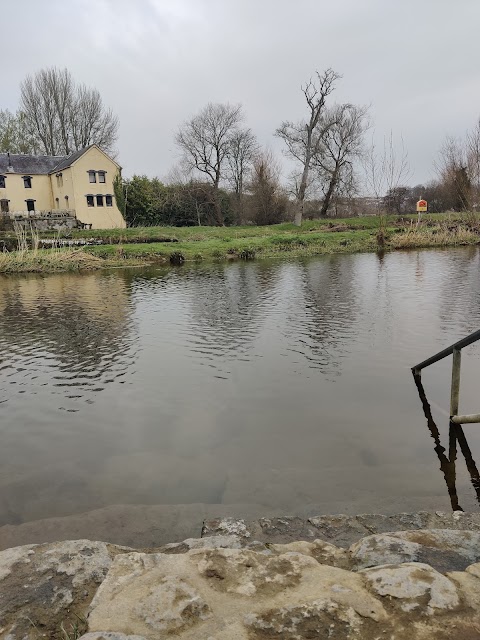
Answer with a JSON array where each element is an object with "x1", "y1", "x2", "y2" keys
[
  {"x1": 294, "y1": 202, "x2": 303, "y2": 226},
  {"x1": 320, "y1": 168, "x2": 339, "y2": 217},
  {"x1": 213, "y1": 190, "x2": 224, "y2": 226},
  {"x1": 294, "y1": 144, "x2": 312, "y2": 226}
]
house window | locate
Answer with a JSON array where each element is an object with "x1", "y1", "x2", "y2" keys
[
  {"x1": 88, "y1": 171, "x2": 96, "y2": 183},
  {"x1": 96, "y1": 195, "x2": 104, "y2": 207},
  {"x1": 86, "y1": 195, "x2": 94, "y2": 207},
  {"x1": 98, "y1": 171, "x2": 106, "y2": 183},
  {"x1": 0, "y1": 175, "x2": 5, "y2": 188},
  {"x1": 26, "y1": 199, "x2": 35, "y2": 212},
  {"x1": 0, "y1": 199, "x2": 9, "y2": 213},
  {"x1": 65, "y1": 195, "x2": 69, "y2": 208},
  {"x1": 105, "y1": 195, "x2": 113, "y2": 207},
  {"x1": 56, "y1": 173, "x2": 63, "y2": 187},
  {"x1": 55, "y1": 197, "x2": 60, "y2": 208},
  {"x1": 23, "y1": 176, "x2": 32, "y2": 189}
]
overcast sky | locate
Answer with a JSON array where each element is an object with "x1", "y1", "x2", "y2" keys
[{"x1": 3, "y1": 0, "x2": 480, "y2": 187}]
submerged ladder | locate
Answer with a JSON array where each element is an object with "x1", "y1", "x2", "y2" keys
[{"x1": 412, "y1": 329, "x2": 480, "y2": 425}]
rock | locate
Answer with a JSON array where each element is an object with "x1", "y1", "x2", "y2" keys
[
  {"x1": 202, "y1": 511, "x2": 480, "y2": 548},
  {"x1": 466, "y1": 561, "x2": 480, "y2": 580},
  {"x1": 88, "y1": 553, "x2": 213, "y2": 637},
  {"x1": 88, "y1": 547, "x2": 386, "y2": 639},
  {"x1": 360, "y1": 562, "x2": 460, "y2": 615},
  {"x1": 350, "y1": 529, "x2": 480, "y2": 572},
  {"x1": 0, "y1": 539, "x2": 124, "y2": 639},
  {"x1": 268, "y1": 539, "x2": 350, "y2": 569},
  {"x1": 244, "y1": 599, "x2": 383, "y2": 639},
  {"x1": 447, "y1": 571, "x2": 480, "y2": 610},
  {"x1": 350, "y1": 534, "x2": 420, "y2": 569}
]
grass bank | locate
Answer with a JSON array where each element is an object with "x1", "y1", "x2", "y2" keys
[
  {"x1": 0, "y1": 248, "x2": 106, "y2": 273},
  {"x1": 1, "y1": 213, "x2": 480, "y2": 273}
]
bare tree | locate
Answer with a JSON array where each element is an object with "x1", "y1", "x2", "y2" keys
[
  {"x1": 363, "y1": 131, "x2": 411, "y2": 208},
  {"x1": 176, "y1": 102, "x2": 243, "y2": 226},
  {"x1": 247, "y1": 150, "x2": 287, "y2": 225},
  {"x1": 276, "y1": 68, "x2": 341, "y2": 226},
  {"x1": 227, "y1": 128, "x2": 258, "y2": 222},
  {"x1": 20, "y1": 67, "x2": 118, "y2": 156},
  {"x1": 467, "y1": 119, "x2": 480, "y2": 210},
  {"x1": 313, "y1": 103, "x2": 369, "y2": 216},
  {"x1": 363, "y1": 131, "x2": 411, "y2": 243},
  {"x1": 435, "y1": 135, "x2": 471, "y2": 211},
  {"x1": 70, "y1": 85, "x2": 119, "y2": 152}
]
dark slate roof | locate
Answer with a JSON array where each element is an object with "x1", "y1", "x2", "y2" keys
[
  {"x1": 51, "y1": 147, "x2": 91, "y2": 172},
  {"x1": 0, "y1": 153, "x2": 66, "y2": 175},
  {"x1": 0, "y1": 147, "x2": 92, "y2": 175}
]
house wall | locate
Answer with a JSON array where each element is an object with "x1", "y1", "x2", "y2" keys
[
  {"x1": 50, "y1": 166, "x2": 76, "y2": 213},
  {"x1": 70, "y1": 147, "x2": 126, "y2": 229},
  {"x1": 0, "y1": 173, "x2": 53, "y2": 212}
]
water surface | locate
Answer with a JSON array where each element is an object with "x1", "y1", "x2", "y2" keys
[{"x1": 1, "y1": 248, "x2": 480, "y2": 531}]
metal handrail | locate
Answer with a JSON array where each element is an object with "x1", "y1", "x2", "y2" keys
[
  {"x1": 412, "y1": 328, "x2": 480, "y2": 425},
  {"x1": 412, "y1": 329, "x2": 480, "y2": 374}
]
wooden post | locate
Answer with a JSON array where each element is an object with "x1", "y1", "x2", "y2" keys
[{"x1": 450, "y1": 348, "x2": 462, "y2": 417}]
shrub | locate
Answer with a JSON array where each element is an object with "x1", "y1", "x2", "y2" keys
[
  {"x1": 239, "y1": 248, "x2": 256, "y2": 260},
  {"x1": 169, "y1": 251, "x2": 185, "y2": 265}
]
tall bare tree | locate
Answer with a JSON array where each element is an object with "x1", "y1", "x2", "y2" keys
[
  {"x1": 20, "y1": 67, "x2": 118, "y2": 156},
  {"x1": 363, "y1": 132, "x2": 411, "y2": 208},
  {"x1": 176, "y1": 102, "x2": 243, "y2": 225},
  {"x1": 313, "y1": 103, "x2": 369, "y2": 216},
  {"x1": 227, "y1": 128, "x2": 258, "y2": 222},
  {"x1": 276, "y1": 68, "x2": 340, "y2": 226},
  {"x1": 363, "y1": 131, "x2": 411, "y2": 243}
]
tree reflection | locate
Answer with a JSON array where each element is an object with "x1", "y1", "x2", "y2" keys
[
  {"x1": 0, "y1": 272, "x2": 136, "y2": 401},
  {"x1": 289, "y1": 256, "x2": 358, "y2": 375}
]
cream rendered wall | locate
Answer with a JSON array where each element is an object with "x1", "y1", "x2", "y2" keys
[
  {"x1": 0, "y1": 173, "x2": 53, "y2": 212},
  {"x1": 70, "y1": 147, "x2": 126, "y2": 229},
  {"x1": 50, "y1": 166, "x2": 76, "y2": 212}
]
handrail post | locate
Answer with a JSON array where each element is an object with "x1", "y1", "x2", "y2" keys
[{"x1": 450, "y1": 348, "x2": 462, "y2": 417}]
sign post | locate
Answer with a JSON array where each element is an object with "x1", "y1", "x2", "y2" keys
[{"x1": 416, "y1": 198, "x2": 427, "y2": 223}]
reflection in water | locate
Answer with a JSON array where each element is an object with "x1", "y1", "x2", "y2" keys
[
  {"x1": 413, "y1": 372, "x2": 480, "y2": 510},
  {"x1": 0, "y1": 272, "x2": 137, "y2": 408},
  {"x1": 2, "y1": 249, "x2": 480, "y2": 529}
]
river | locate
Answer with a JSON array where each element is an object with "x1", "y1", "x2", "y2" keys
[{"x1": 1, "y1": 247, "x2": 480, "y2": 543}]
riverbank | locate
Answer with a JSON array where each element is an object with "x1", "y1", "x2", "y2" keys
[
  {"x1": 3, "y1": 511, "x2": 480, "y2": 639},
  {"x1": 1, "y1": 213, "x2": 480, "y2": 273}
]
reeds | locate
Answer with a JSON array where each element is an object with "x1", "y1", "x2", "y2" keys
[
  {"x1": 0, "y1": 224, "x2": 103, "y2": 273},
  {"x1": 391, "y1": 217, "x2": 480, "y2": 249}
]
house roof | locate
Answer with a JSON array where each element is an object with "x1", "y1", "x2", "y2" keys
[
  {"x1": 50, "y1": 147, "x2": 91, "y2": 172},
  {"x1": 0, "y1": 145, "x2": 114, "y2": 176},
  {"x1": 0, "y1": 152, "x2": 65, "y2": 175}
]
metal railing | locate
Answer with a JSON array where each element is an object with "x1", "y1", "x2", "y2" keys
[{"x1": 412, "y1": 329, "x2": 480, "y2": 424}]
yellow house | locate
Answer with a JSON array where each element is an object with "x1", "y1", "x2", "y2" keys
[{"x1": 0, "y1": 145, "x2": 126, "y2": 229}]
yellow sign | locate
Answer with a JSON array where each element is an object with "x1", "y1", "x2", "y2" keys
[{"x1": 416, "y1": 199, "x2": 427, "y2": 212}]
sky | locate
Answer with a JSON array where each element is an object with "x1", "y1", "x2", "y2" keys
[{"x1": 2, "y1": 0, "x2": 480, "y2": 187}]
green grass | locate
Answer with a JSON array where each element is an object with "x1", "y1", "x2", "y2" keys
[{"x1": 2, "y1": 213, "x2": 480, "y2": 273}]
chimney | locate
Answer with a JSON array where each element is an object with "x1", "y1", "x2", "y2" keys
[{"x1": 6, "y1": 152, "x2": 13, "y2": 173}]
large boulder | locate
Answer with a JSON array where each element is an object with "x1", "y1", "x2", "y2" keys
[
  {"x1": 350, "y1": 529, "x2": 480, "y2": 572},
  {"x1": 0, "y1": 539, "x2": 126, "y2": 639},
  {"x1": 87, "y1": 547, "x2": 386, "y2": 639},
  {"x1": 360, "y1": 562, "x2": 460, "y2": 615}
]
